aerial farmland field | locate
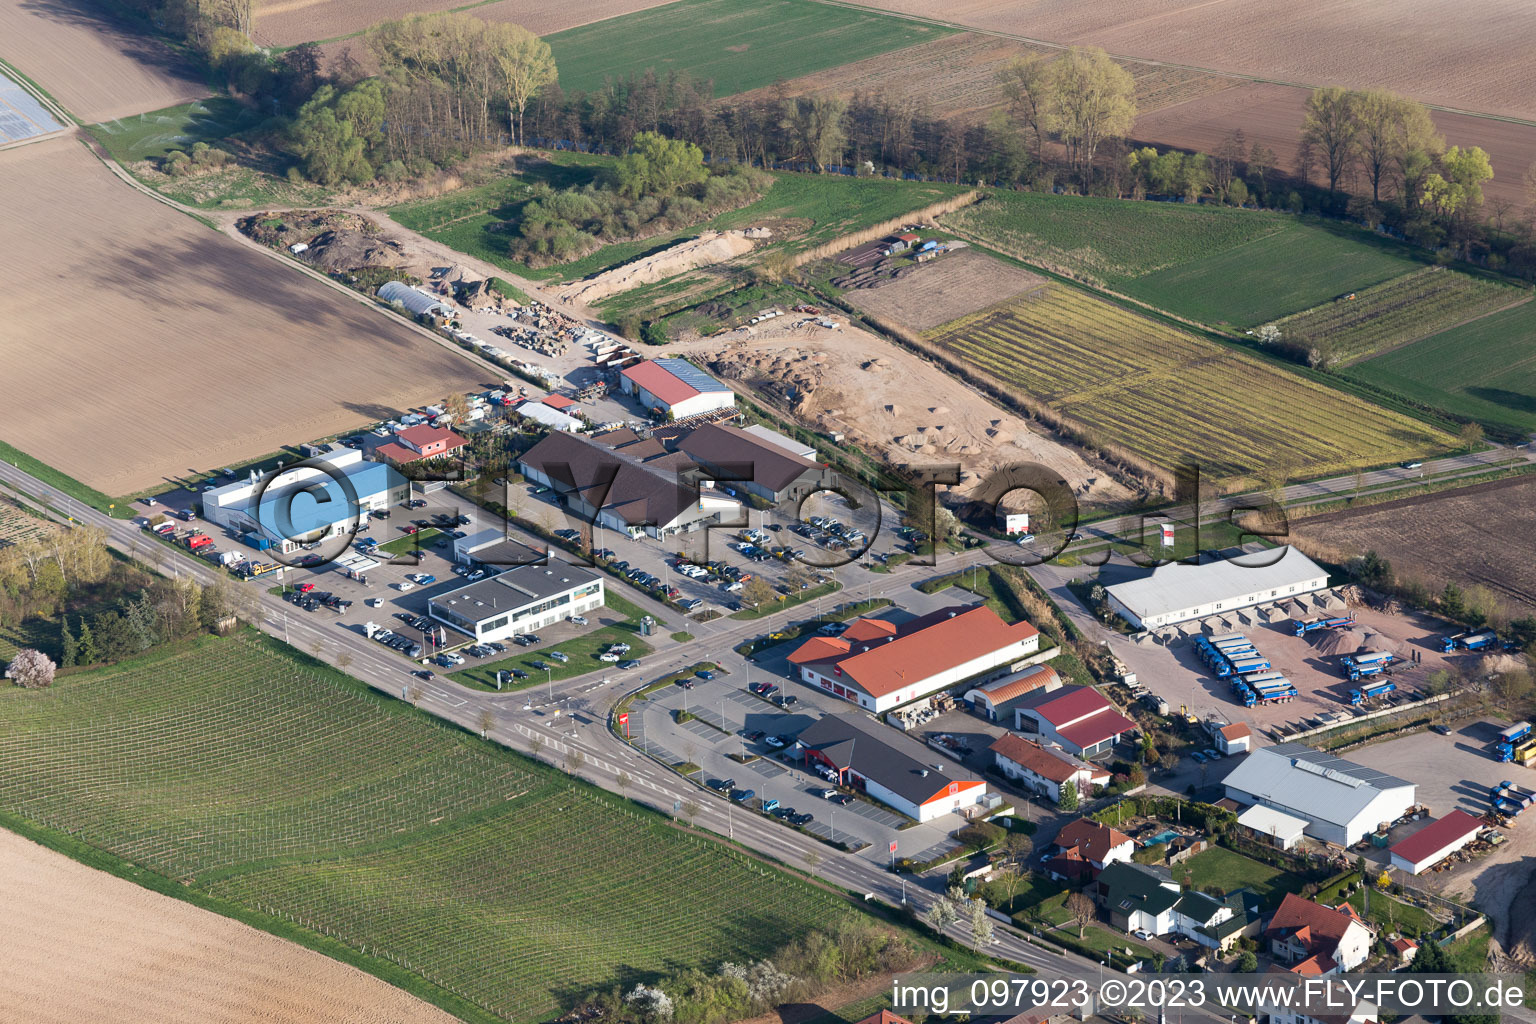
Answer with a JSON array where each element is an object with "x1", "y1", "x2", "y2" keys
[
  {"x1": 842, "y1": 0, "x2": 1536, "y2": 121},
  {"x1": 251, "y1": 0, "x2": 680, "y2": 47},
  {"x1": 545, "y1": 0, "x2": 950, "y2": 97},
  {"x1": 1343, "y1": 300, "x2": 1536, "y2": 435},
  {"x1": 922, "y1": 284, "x2": 1453, "y2": 481},
  {"x1": 944, "y1": 192, "x2": 1424, "y2": 328},
  {"x1": 0, "y1": 634, "x2": 853, "y2": 1024},
  {"x1": 729, "y1": 32, "x2": 1233, "y2": 124},
  {"x1": 0, "y1": 828, "x2": 456, "y2": 1024},
  {"x1": 1270, "y1": 268, "x2": 1529, "y2": 366},
  {"x1": 0, "y1": 136, "x2": 481, "y2": 497},
  {"x1": 0, "y1": 0, "x2": 209, "y2": 123}
]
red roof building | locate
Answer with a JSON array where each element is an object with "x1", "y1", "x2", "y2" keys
[
  {"x1": 1049, "y1": 818, "x2": 1133, "y2": 879},
  {"x1": 990, "y1": 734, "x2": 1109, "y2": 803},
  {"x1": 1216, "y1": 721, "x2": 1254, "y2": 755},
  {"x1": 787, "y1": 605, "x2": 1040, "y2": 713},
  {"x1": 1388, "y1": 810, "x2": 1483, "y2": 874},
  {"x1": 374, "y1": 424, "x2": 467, "y2": 465},
  {"x1": 1266, "y1": 893, "x2": 1375, "y2": 974},
  {"x1": 541, "y1": 394, "x2": 577, "y2": 411},
  {"x1": 1012, "y1": 685, "x2": 1138, "y2": 758}
]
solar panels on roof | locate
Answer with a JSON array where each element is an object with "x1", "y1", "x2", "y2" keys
[{"x1": 655, "y1": 358, "x2": 729, "y2": 393}]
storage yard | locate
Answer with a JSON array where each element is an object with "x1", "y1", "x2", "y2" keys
[
  {"x1": 0, "y1": 137, "x2": 482, "y2": 495},
  {"x1": 674, "y1": 315, "x2": 1131, "y2": 503},
  {"x1": 1292, "y1": 476, "x2": 1536, "y2": 619},
  {"x1": 920, "y1": 285, "x2": 1454, "y2": 482},
  {"x1": 0, "y1": 0, "x2": 209, "y2": 123}
]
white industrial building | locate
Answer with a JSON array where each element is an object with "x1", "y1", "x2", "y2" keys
[
  {"x1": 1223, "y1": 743, "x2": 1416, "y2": 847},
  {"x1": 620, "y1": 358, "x2": 736, "y2": 420},
  {"x1": 1104, "y1": 546, "x2": 1329, "y2": 630},
  {"x1": 378, "y1": 280, "x2": 453, "y2": 319},
  {"x1": 428, "y1": 563, "x2": 604, "y2": 643},
  {"x1": 200, "y1": 449, "x2": 408, "y2": 553}
]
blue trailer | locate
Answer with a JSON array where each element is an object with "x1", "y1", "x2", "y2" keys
[
  {"x1": 1461, "y1": 630, "x2": 1499, "y2": 652},
  {"x1": 1342, "y1": 650, "x2": 1396, "y2": 680},
  {"x1": 1493, "y1": 781, "x2": 1536, "y2": 815},
  {"x1": 244, "y1": 534, "x2": 273, "y2": 551},
  {"x1": 1293, "y1": 614, "x2": 1357, "y2": 637},
  {"x1": 1211, "y1": 636, "x2": 1252, "y2": 650},
  {"x1": 1348, "y1": 680, "x2": 1396, "y2": 706},
  {"x1": 1208, "y1": 633, "x2": 1246, "y2": 646},
  {"x1": 1230, "y1": 657, "x2": 1274, "y2": 675},
  {"x1": 1494, "y1": 722, "x2": 1532, "y2": 762},
  {"x1": 1244, "y1": 671, "x2": 1289, "y2": 688}
]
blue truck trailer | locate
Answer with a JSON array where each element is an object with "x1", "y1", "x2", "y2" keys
[
  {"x1": 1293, "y1": 614, "x2": 1357, "y2": 637},
  {"x1": 1348, "y1": 680, "x2": 1397, "y2": 706}
]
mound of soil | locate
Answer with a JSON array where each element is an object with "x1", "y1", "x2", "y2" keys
[{"x1": 238, "y1": 210, "x2": 405, "y2": 272}]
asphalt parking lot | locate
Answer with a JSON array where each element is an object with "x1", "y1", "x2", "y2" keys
[{"x1": 629, "y1": 668, "x2": 969, "y2": 861}]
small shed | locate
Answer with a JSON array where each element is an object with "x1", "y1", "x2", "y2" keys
[
  {"x1": 1237, "y1": 804, "x2": 1308, "y2": 850},
  {"x1": 1389, "y1": 810, "x2": 1483, "y2": 874}
]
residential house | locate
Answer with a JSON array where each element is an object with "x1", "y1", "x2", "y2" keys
[
  {"x1": 989, "y1": 734, "x2": 1110, "y2": 804},
  {"x1": 1047, "y1": 818, "x2": 1133, "y2": 881},
  {"x1": 1266, "y1": 893, "x2": 1376, "y2": 974}
]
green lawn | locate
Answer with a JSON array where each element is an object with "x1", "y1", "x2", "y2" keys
[
  {"x1": 944, "y1": 191, "x2": 1425, "y2": 328},
  {"x1": 448, "y1": 624, "x2": 653, "y2": 691},
  {"x1": 86, "y1": 97, "x2": 267, "y2": 163},
  {"x1": 376, "y1": 528, "x2": 441, "y2": 556},
  {"x1": 728, "y1": 580, "x2": 840, "y2": 620},
  {"x1": 546, "y1": 0, "x2": 950, "y2": 98},
  {"x1": 1344, "y1": 299, "x2": 1536, "y2": 433},
  {"x1": 0, "y1": 633, "x2": 851, "y2": 1023},
  {"x1": 1179, "y1": 846, "x2": 1306, "y2": 910},
  {"x1": 388, "y1": 162, "x2": 967, "y2": 284}
]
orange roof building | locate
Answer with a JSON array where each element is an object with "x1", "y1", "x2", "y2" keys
[
  {"x1": 1265, "y1": 893, "x2": 1375, "y2": 974},
  {"x1": 787, "y1": 605, "x2": 1040, "y2": 713},
  {"x1": 990, "y1": 734, "x2": 1110, "y2": 803}
]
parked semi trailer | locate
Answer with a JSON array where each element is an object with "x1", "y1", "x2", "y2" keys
[
  {"x1": 1293, "y1": 614, "x2": 1357, "y2": 637},
  {"x1": 1348, "y1": 681, "x2": 1397, "y2": 706},
  {"x1": 1210, "y1": 636, "x2": 1252, "y2": 651},
  {"x1": 1230, "y1": 657, "x2": 1274, "y2": 676},
  {"x1": 1342, "y1": 650, "x2": 1396, "y2": 680},
  {"x1": 1443, "y1": 630, "x2": 1499, "y2": 652},
  {"x1": 1495, "y1": 722, "x2": 1533, "y2": 762}
]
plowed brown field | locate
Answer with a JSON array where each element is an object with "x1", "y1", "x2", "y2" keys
[
  {"x1": 253, "y1": 0, "x2": 681, "y2": 47},
  {"x1": 0, "y1": 827, "x2": 457, "y2": 1024},
  {"x1": 0, "y1": 0, "x2": 209, "y2": 122},
  {"x1": 0, "y1": 137, "x2": 482, "y2": 495},
  {"x1": 848, "y1": 0, "x2": 1536, "y2": 120},
  {"x1": 1132, "y1": 82, "x2": 1536, "y2": 212},
  {"x1": 730, "y1": 32, "x2": 1231, "y2": 123}
]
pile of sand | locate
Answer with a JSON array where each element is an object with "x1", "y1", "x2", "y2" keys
[{"x1": 558, "y1": 230, "x2": 758, "y2": 304}]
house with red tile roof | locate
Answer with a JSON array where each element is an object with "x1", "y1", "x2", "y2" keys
[
  {"x1": 1265, "y1": 893, "x2": 1375, "y2": 974},
  {"x1": 786, "y1": 605, "x2": 1040, "y2": 713},
  {"x1": 990, "y1": 735, "x2": 1110, "y2": 803},
  {"x1": 1049, "y1": 818, "x2": 1134, "y2": 880},
  {"x1": 1215, "y1": 721, "x2": 1254, "y2": 755},
  {"x1": 1011, "y1": 685, "x2": 1139, "y2": 758},
  {"x1": 373, "y1": 423, "x2": 467, "y2": 465}
]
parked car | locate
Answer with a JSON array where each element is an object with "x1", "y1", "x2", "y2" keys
[
  {"x1": 764, "y1": 735, "x2": 787, "y2": 749},
  {"x1": 1191, "y1": 751, "x2": 1208, "y2": 763},
  {"x1": 831, "y1": 793, "x2": 852, "y2": 805},
  {"x1": 395, "y1": 581, "x2": 415, "y2": 592},
  {"x1": 819, "y1": 788, "x2": 837, "y2": 799},
  {"x1": 599, "y1": 652, "x2": 621, "y2": 662},
  {"x1": 549, "y1": 651, "x2": 569, "y2": 663},
  {"x1": 790, "y1": 813, "x2": 813, "y2": 826},
  {"x1": 1430, "y1": 724, "x2": 1452, "y2": 735},
  {"x1": 695, "y1": 668, "x2": 715, "y2": 681},
  {"x1": 618, "y1": 659, "x2": 641, "y2": 670},
  {"x1": 733, "y1": 789, "x2": 755, "y2": 802},
  {"x1": 569, "y1": 615, "x2": 588, "y2": 625},
  {"x1": 761, "y1": 798, "x2": 780, "y2": 813},
  {"x1": 410, "y1": 573, "x2": 437, "y2": 585}
]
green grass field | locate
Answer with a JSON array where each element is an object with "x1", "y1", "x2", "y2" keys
[
  {"x1": 449, "y1": 624, "x2": 654, "y2": 691},
  {"x1": 1270, "y1": 268, "x2": 1527, "y2": 365},
  {"x1": 1344, "y1": 299, "x2": 1536, "y2": 433},
  {"x1": 86, "y1": 97, "x2": 266, "y2": 163},
  {"x1": 390, "y1": 161, "x2": 966, "y2": 284},
  {"x1": 1179, "y1": 846, "x2": 1306, "y2": 911},
  {"x1": 944, "y1": 192, "x2": 1424, "y2": 328},
  {"x1": 924, "y1": 284, "x2": 1454, "y2": 481},
  {"x1": 0, "y1": 634, "x2": 850, "y2": 1023},
  {"x1": 546, "y1": 0, "x2": 949, "y2": 97}
]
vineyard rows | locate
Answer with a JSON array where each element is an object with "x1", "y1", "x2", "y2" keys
[
  {"x1": 0, "y1": 636, "x2": 845, "y2": 1023},
  {"x1": 925, "y1": 286, "x2": 1453, "y2": 481},
  {"x1": 1270, "y1": 266, "x2": 1528, "y2": 365}
]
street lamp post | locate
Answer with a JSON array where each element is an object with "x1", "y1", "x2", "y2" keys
[{"x1": 546, "y1": 666, "x2": 553, "y2": 702}]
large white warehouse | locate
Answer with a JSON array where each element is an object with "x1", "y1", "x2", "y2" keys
[
  {"x1": 1223, "y1": 743, "x2": 1416, "y2": 848},
  {"x1": 1104, "y1": 546, "x2": 1329, "y2": 630}
]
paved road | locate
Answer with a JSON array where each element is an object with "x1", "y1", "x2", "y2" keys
[{"x1": 4, "y1": 441, "x2": 1527, "y2": 1000}]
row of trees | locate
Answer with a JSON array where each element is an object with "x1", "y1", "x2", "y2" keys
[{"x1": 286, "y1": 13, "x2": 555, "y2": 184}]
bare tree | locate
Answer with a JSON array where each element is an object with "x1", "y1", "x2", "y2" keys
[
  {"x1": 567, "y1": 748, "x2": 585, "y2": 774},
  {"x1": 996, "y1": 54, "x2": 1057, "y2": 164},
  {"x1": 336, "y1": 651, "x2": 353, "y2": 670},
  {"x1": 1067, "y1": 890, "x2": 1097, "y2": 939},
  {"x1": 682, "y1": 799, "x2": 701, "y2": 826},
  {"x1": 1302, "y1": 87, "x2": 1359, "y2": 192},
  {"x1": 803, "y1": 848, "x2": 823, "y2": 876},
  {"x1": 478, "y1": 708, "x2": 495, "y2": 738},
  {"x1": 616, "y1": 770, "x2": 632, "y2": 797}
]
